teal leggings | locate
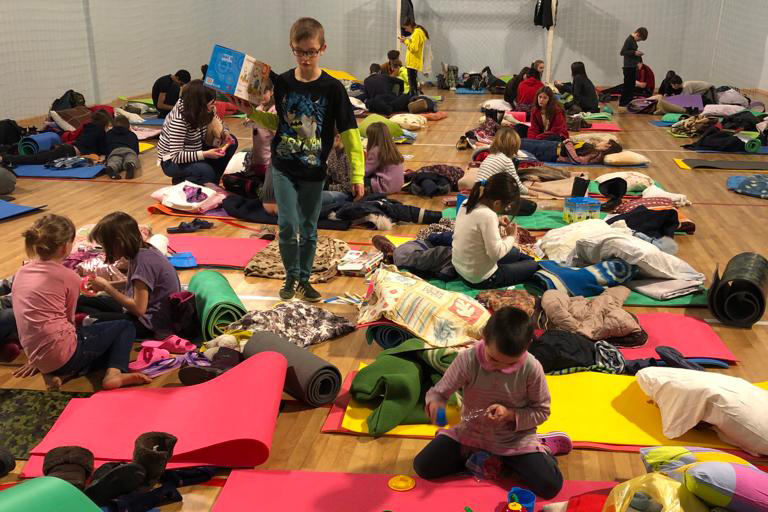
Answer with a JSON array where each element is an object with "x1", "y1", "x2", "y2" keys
[{"x1": 271, "y1": 167, "x2": 325, "y2": 281}]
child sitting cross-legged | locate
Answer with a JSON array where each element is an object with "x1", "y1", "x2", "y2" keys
[
  {"x1": 11, "y1": 214, "x2": 150, "y2": 390},
  {"x1": 414, "y1": 307, "x2": 572, "y2": 499},
  {"x1": 364, "y1": 122, "x2": 405, "y2": 195}
]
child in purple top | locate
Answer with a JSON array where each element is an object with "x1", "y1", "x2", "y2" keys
[
  {"x1": 415, "y1": 307, "x2": 572, "y2": 499},
  {"x1": 80, "y1": 212, "x2": 181, "y2": 338},
  {"x1": 364, "y1": 122, "x2": 404, "y2": 195}
]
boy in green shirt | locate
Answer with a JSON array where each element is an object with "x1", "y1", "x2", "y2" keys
[{"x1": 234, "y1": 17, "x2": 364, "y2": 301}]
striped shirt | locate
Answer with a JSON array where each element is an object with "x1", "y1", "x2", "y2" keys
[
  {"x1": 476, "y1": 152, "x2": 528, "y2": 195},
  {"x1": 426, "y1": 342, "x2": 550, "y2": 456},
  {"x1": 156, "y1": 99, "x2": 211, "y2": 164}
]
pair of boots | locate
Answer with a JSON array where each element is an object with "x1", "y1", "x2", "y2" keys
[
  {"x1": 178, "y1": 347, "x2": 242, "y2": 385},
  {"x1": 106, "y1": 162, "x2": 136, "y2": 180},
  {"x1": 42, "y1": 432, "x2": 177, "y2": 506}
]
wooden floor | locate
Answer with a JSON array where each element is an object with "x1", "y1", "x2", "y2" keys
[{"x1": 1, "y1": 90, "x2": 768, "y2": 509}]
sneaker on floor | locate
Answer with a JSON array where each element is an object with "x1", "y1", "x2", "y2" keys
[
  {"x1": 279, "y1": 277, "x2": 297, "y2": 300},
  {"x1": 295, "y1": 281, "x2": 321, "y2": 302},
  {"x1": 124, "y1": 162, "x2": 136, "y2": 179},
  {"x1": 538, "y1": 431, "x2": 573, "y2": 456},
  {"x1": 371, "y1": 235, "x2": 396, "y2": 263},
  {"x1": 106, "y1": 166, "x2": 121, "y2": 180}
]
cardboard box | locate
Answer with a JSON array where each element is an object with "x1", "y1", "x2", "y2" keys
[{"x1": 204, "y1": 44, "x2": 270, "y2": 103}]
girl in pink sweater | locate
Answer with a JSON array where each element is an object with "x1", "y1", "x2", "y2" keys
[
  {"x1": 364, "y1": 122, "x2": 404, "y2": 195},
  {"x1": 414, "y1": 307, "x2": 572, "y2": 499},
  {"x1": 11, "y1": 215, "x2": 150, "y2": 390}
]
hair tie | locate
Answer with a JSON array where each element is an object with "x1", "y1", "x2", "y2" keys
[{"x1": 478, "y1": 180, "x2": 487, "y2": 186}]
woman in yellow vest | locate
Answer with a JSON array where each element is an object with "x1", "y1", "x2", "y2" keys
[{"x1": 399, "y1": 19, "x2": 429, "y2": 96}]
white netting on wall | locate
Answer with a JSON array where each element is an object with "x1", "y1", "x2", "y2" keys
[
  {"x1": 1, "y1": 0, "x2": 767, "y2": 120},
  {"x1": 0, "y1": 0, "x2": 95, "y2": 120},
  {"x1": 414, "y1": 0, "x2": 768, "y2": 88}
]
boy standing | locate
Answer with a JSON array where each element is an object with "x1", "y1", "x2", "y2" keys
[
  {"x1": 236, "y1": 17, "x2": 364, "y2": 302},
  {"x1": 619, "y1": 27, "x2": 648, "y2": 107},
  {"x1": 104, "y1": 115, "x2": 140, "y2": 180}
]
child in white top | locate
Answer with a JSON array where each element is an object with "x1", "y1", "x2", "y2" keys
[
  {"x1": 452, "y1": 173, "x2": 538, "y2": 289},
  {"x1": 475, "y1": 127, "x2": 528, "y2": 195}
]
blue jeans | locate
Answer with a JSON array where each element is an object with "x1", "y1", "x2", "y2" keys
[
  {"x1": 160, "y1": 138, "x2": 239, "y2": 186},
  {"x1": 464, "y1": 248, "x2": 538, "y2": 289},
  {"x1": 321, "y1": 190, "x2": 349, "y2": 206},
  {"x1": 271, "y1": 167, "x2": 325, "y2": 281},
  {"x1": 52, "y1": 320, "x2": 136, "y2": 376}
]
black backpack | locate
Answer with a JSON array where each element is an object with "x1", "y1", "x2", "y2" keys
[
  {"x1": 50, "y1": 90, "x2": 86, "y2": 111},
  {"x1": 0, "y1": 119, "x2": 23, "y2": 146},
  {"x1": 222, "y1": 171, "x2": 263, "y2": 199}
]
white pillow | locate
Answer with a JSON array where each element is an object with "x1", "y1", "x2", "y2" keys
[
  {"x1": 113, "y1": 107, "x2": 145, "y2": 124},
  {"x1": 603, "y1": 150, "x2": 650, "y2": 166},
  {"x1": 595, "y1": 171, "x2": 653, "y2": 192},
  {"x1": 481, "y1": 99, "x2": 512, "y2": 112},
  {"x1": 636, "y1": 367, "x2": 768, "y2": 456},
  {"x1": 389, "y1": 113, "x2": 427, "y2": 131},
  {"x1": 568, "y1": 229, "x2": 704, "y2": 282}
]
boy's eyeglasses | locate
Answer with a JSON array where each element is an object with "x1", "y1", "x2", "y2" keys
[{"x1": 291, "y1": 48, "x2": 321, "y2": 58}]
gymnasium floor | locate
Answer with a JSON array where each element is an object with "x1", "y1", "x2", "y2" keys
[{"x1": 1, "y1": 89, "x2": 767, "y2": 509}]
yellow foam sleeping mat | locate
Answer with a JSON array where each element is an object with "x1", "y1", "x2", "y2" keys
[
  {"x1": 322, "y1": 68, "x2": 359, "y2": 82},
  {"x1": 384, "y1": 235, "x2": 416, "y2": 247},
  {"x1": 342, "y1": 370, "x2": 768, "y2": 450},
  {"x1": 138, "y1": 142, "x2": 154, "y2": 154}
]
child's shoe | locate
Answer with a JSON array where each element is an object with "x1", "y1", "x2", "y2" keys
[{"x1": 538, "y1": 431, "x2": 573, "y2": 456}]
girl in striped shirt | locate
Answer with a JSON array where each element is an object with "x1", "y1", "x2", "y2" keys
[
  {"x1": 414, "y1": 307, "x2": 572, "y2": 499},
  {"x1": 475, "y1": 127, "x2": 528, "y2": 195}
]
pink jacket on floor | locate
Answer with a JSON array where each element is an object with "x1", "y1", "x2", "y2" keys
[{"x1": 364, "y1": 146, "x2": 404, "y2": 195}]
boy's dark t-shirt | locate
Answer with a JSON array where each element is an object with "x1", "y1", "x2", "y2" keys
[
  {"x1": 269, "y1": 69, "x2": 357, "y2": 182},
  {"x1": 152, "y1": 75, "x2": 180, "y2": 117},
  {"x1": 104, "y1": 126, "x2": 140, "y2": 156}
]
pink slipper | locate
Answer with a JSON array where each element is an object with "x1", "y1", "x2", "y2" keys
[
  {"x1": 129, "y1": 347, "x2": 171, "y2": 372},
  {"x1": 538, "y1": 431, "x2": 573, "y2": 456},
  {"x1": 141, "y1": 335, "x2": 195, "y2": 354}
]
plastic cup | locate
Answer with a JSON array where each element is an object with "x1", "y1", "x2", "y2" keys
[{"x1": 507, "y1": 487, "x2": 535, "y2": 512}]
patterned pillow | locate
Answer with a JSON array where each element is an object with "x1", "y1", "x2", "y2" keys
[
  {"x1": 49, "y1": 106, "x2": 92, "y2": 131},
  {"x1": 358, "y1": 266, "x2": 490, "y2": 348},
  {"x1": 640, "y1": 446, "x2": 755, "y2": 477},
  {"x1": 684, "y1": 462, "x2": 768, "y2": 512}
]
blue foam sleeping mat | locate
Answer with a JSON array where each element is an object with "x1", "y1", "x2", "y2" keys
[
  {"x1": 455, "y1": 88, "x2": 487, "y2": 95},
  {"x1": 12, "y1": 164, "x2": 105, "y2": 179},
  {"x1": 0, "y1": 200, "x2": 45, "y2": 221},
  {"x1": 133, "y1": 117, "x2": 165, "y2": 126},
  {"x1": 648, "y1": 120, "x2": 675, "y2": 127}
]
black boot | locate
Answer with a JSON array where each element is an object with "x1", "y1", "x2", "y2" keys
[
  {"x1": 85, "y1": 462, "x2": 146, "y2": 505},
  {"x1": 43, "y1": 446, "x2": 94, "y2": 490},
  {"x1": 178, "y1": 347, "x2": 243, "y2": 386},
  {"x1": 0, "y1": 446, "x2": 15, "y2": 478},
  {"x1": 132, "y1": 432, "x2": 177, "y2": 488}
]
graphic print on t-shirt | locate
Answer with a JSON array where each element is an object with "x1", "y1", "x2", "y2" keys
[{"x1": 276, "y1": 92, "x2": 327, "y2": 167}]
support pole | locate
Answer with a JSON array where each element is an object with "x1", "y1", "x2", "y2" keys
[
  {"x1": 544, "y1": 0, "x2": 558, "y2": 83},
  {"x1": 396, "y1": 0, "x2": 402, "y2": 49}
]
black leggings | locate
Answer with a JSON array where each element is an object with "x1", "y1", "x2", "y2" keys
[
  {"x1": 407, "y1": 67, "x2": 419, "y2": 96},
  {"x1": 77, "y1": 296, "x2": 153, "y2": 339},
  {"x1": 619, "y1": 66, "x2": 637, "y2": 107},
  {"x1": 413, "y1": 435, "x2": 563, "y2": 499},
  {"x1": 2, "y1": 144, "x2": 77, "y2": 166}
]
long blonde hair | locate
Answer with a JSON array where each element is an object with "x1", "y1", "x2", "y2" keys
[
  {"x1": 366, "y1": 122, "x2": 404, "y2": 166},
  {"x1": 490, "y1": 126, "x2": 521, "y2": 159},
  {"x1": 22, "y1": 214, "x2": 75, "y2": 260}
]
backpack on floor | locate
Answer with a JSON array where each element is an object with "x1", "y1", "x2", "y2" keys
[
  {"x1": 0, "y1": 119, "x2": 23, "y2": 146},
  {"x1": 627, "y1": 98, "x2": 657, "y2": 114},
  {"x1": 222, "y1": 171, "x2": 263, "y2": 199},
  {"x1": 50, "y1": 90, "x2": 86, "y2": 112}
]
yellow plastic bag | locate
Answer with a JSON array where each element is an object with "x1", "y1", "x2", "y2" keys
[{"x1": 602, "y1": 472, "x2": 708, "y2": 512}]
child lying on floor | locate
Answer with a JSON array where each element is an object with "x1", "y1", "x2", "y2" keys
[
  {"x1": 11, "y1": 214, "x2": 150, "y2": 390},
  {"x1": 414, "y1": 307, "x2": 572, "y2": 499}
]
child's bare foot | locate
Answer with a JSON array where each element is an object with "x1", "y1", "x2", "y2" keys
[
  {"x1": 42, "y1": 373, "x2": 63, "y2": 390},
  {"x1": 102, "y1": 370, "x2": 152, "y2": 390}
]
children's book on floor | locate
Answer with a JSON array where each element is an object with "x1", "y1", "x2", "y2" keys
[{"x1": 338, "y1": 250, "x2": 384, "y2": 276}]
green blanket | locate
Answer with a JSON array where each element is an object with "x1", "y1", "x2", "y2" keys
[
  {"x1": 350, "y1": 339, "x2": 457, "y2": 436},
  {"x1": 427, "y1": 279, "x2": 708, "y2": 308},
  {"x1": 188, "y1": 270, "x2": 247, "y2": 341},
  {"x1": 118, "y1": 96, "x2": 154, "y2": 106},
  {"x1": 582, "y1": 112, "x2": 612, "y2": 121},
  {"x1": 441, "y1": 207, "x2": 606, "y2": 230}
]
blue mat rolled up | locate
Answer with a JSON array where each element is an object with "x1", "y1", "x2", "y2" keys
[
  {"x1": 18, "y1": 132, "x2": 61, "y2": 155},
  {"x1": 365, "y1": 324, "x2": 414, "y2": 349}
]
